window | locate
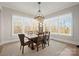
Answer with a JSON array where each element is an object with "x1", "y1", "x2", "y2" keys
[
  {"x1": 12, "y1": 13, "x2": 72, "y2": 36},
  {"x1": 44, "y1": 13, "x2": 72, "y2": 36},
  {"x1": 12, "y1": 15, "x2": 38, "y2": 35}
]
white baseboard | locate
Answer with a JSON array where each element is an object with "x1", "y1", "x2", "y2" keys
[
  {"x1": 0, "y1": 39, "x2": 19, "y2": 46},
  {"x1": 51, "y1": 38, "x2": 79, "y2": 45}
]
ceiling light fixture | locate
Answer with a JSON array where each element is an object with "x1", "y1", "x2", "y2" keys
[{"x1": 34, "y1": 2, "x2": 45, "y2": 22}]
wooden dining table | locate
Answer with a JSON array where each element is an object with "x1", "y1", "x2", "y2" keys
[
  {"x1": 25, "y1": 34, "x2": 38, "y2": 38},
  {"x1": 25, "y1": 34, "x2": 38, "y2": 50}
]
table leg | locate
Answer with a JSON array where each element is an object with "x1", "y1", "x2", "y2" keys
[{"x1": 31, "y1": 42, "x2": 35, "y2": 50}]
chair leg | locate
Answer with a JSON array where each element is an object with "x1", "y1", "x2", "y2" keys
[
  {"x1": 42, "y1": 40, "x2": 44, "y2": 49},
  {"x1": 20, "y1": 45, "x2": 22, "y2": 50},
  {"x1": 48, "y1": 41, "x2": 49, "y2": 46},
  {"x1": 31, "y1": 42, "x2": 34, "y2": 50},
  {"x1": 44, "y1": 43, "x2": 45, "y2": 48},
  {"x1": 28, "y1": 43, "x2": 30, "y2": 47},
  {"x1": 22, "y1": 46, "x2": 24, "y2": 54},
  {"x1": 36, "y1": 44, "x2": 39, "y2": 52},
  {"x1": 42, "y1": 43, "x2": 44, "y2": 49}
]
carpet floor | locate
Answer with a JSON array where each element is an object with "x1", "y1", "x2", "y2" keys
[{"x1": 0, "y1": 40, "x2": 78, "y2": 56}]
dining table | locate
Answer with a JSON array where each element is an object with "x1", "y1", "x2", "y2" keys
[
  {"x1": 25, "y1": 34, "x2": 38, "y2": 50},
  {"x1": 25, "y1": 34, "x2": 38, "y2": 38}
]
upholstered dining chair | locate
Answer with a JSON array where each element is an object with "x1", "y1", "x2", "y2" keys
[
  {"x1": 43, "y1": 32, "x2": 50, "y2": 48},
  {"x1": 35, "y1": 32, "x2": 45, "y2": 51},
  {"x1": 18, "y1": 34, "x2": 31, "y2": 54},
  {"x1": 44, "y1": 32, "x2": 50, "y2": 46}
]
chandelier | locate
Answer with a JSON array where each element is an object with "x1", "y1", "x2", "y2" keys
[{"x1": 34, "y1": 2, "x2": 45, "y2": 22}]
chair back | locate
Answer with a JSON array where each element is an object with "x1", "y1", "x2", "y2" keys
[
  {"x1": 37, "y1": 32, "x2": 44, "y2": 42},
  {"x1": 18, "y1": 34, "x2": 25, "y2": 45},
  {"x1": 44, "y1": 32, "x2": 50, "y2": 41}
]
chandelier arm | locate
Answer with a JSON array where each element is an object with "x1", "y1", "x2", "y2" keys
[{"x1": 38, "y1": 2, "x2": 41, "y2": 16}]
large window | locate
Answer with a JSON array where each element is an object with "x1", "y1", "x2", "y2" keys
[
  {"x1": 44, "y1": 13, "x2": 72, "y2": 35},
  {"x1": 12, "y1": 13, "x2": 72, "y2": 36},
  {"x1": 12, "y1": 15, "x2": 38, "y2": 35}
]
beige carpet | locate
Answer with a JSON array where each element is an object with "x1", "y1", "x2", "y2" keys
[{"x1": 0, "y1": 40, "x2": 67, "y2": 56}]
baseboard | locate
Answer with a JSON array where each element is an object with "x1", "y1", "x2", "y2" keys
[
  {"x1": 51, "y1": 38, "x2": 79, "y2": 45},
  {"x1": 0, "y1": 39, "x2": 19, "y2": 46}
]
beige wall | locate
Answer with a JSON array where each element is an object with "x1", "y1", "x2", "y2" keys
[
  {"x1": 0, "y1": 6, "x2": 32, "y2": 44},
  {"x1": 0, "y1": 6, "x2": 2, "y2": 44},
  {"x1": 0, "y1": 4, "x2": 79, "y2": 45},
  {"x1": 0, "y1": 10, "x2": 1, "y2": 42}
]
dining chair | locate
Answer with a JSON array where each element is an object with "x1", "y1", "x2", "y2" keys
[
  {"x1": 35, "y1": 32, "x2": 45, "y2": 51},
  {"x1": 18, "y1": 34, "x2": 31, "y2": 54},
  {"x1": 44, "y1": 32, "x2": 50, "y2": 46}
]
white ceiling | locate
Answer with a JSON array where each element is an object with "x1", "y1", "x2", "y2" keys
[{"x1": 0, "y1": 2, "x2": 79, "y2": 17}]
